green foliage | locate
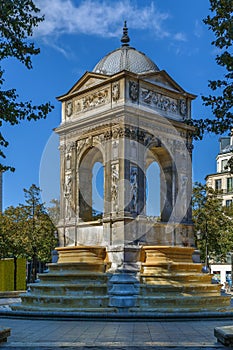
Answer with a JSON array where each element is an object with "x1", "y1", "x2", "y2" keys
[
  {"x1": 189, "y1": 0, "x2": 233, "y2": 139},
  {"x1": 192, "y1": 182, "x2": 233, "y2": 262},
  {"x1": 0, "y1": 185, "x2": 58, "y2": 281},
  {"x1": 224, "y1": 156, "x2": 233, "y2": 173},
  {"x1": 46, "y1": 198, "x2": 60, "y2": 226},
  {"x1": 0, "y1": 0, "x2": 54, "y2": 171}
]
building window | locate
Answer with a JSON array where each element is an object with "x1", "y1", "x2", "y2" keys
[
  {"x1": 226, "y1": 200, "x2": 232, "y2": 207},
  {"x1": 227, "y1": 178, "x2": 233, "y2": 193},
  {"x1": 215, "y1": 179, "x2": 222, "y2": 191},
  {"x1": 221, "y1": 159, "x2": 228, "y2": 172}
]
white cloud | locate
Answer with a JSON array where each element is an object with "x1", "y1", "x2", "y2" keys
[
  {"x1": 194, "y1": 19, "x2": 204, "y2": 38},
  {"x1": 34, "y1": 0, "x2": 170, "y2": 39},
  {"x1": 173, "y1": 32, "x2": 187, "y2": 42}
]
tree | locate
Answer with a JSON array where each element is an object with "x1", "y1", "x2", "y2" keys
[
  {"x1": 21, "y1": 184, "x2": 58, "y2": 282},
  {"x1": 190, "y1": 0, "x2": 233, "y2": 139},
  {"x1": 192, "y1": 182, "x2": 233, "y2": 263},
  {"x1": 46, "y1": 198, "x2": 60, "y2": 227},
  {"x1": 0, "y1": 0, "x2": 53, "y2": 171},
  {"x1": 0, "y1": 185, "x2": 58, "y2": 283},
  {"x1": 0, "y1": 206, "x2": 28, "y2": 259}
]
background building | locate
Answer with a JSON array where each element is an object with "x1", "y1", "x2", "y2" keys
[
  {"x1": 206, "y1": 135, "x2": 233, "y2": 288},
  {"x1": 206, "y1": 135, "x2": 233, "y2": 207}
]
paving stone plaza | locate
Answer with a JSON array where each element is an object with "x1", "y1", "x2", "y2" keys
[{"x1": 0, "y1": 315, "x2": 233, "y2": 349}]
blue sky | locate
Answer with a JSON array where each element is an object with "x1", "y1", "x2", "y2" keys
[{"x1": 2, "y1": 0, "x2": 223, "y2": 209}]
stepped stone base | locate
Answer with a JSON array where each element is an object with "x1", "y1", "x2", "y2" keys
[{"x1": 12, "y1": 245, "x2": 232, "y2": 315}]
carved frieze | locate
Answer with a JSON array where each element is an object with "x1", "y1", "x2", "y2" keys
[
  {"x1": 140, "y1": 87, "x2": 189, "y2": 119},
  {"x1": 66, "y1": 88, "x2": 110, "y2": 117},
  {"x1": 82, "y1": 89, "x2": 109, "y2": 111},
  {"x1": 141, "y1": 88, "x2": 178, "y2": 113}
]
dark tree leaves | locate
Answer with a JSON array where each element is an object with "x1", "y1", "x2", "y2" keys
[
  {"x1": 190, "y1": 0, "x2": 233, "y2": 139},
  {"x1": 0, "y1": 185, "x2": 58, "y2": 281},
  {"x1": 192, "y1": 182, "x2": 233, "y2": 262},
  {"x1": 0, "y1": 0, "x2": 54, "y2": 171}
]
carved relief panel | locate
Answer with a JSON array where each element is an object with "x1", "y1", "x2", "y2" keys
[
  {"x1": 127, "y1": 80, "x2": 189, "y2": 120},
  {"x1": 112, "y1": 81, "x2": 120, "y2": 102},
  {"x1": 130, "y1": 165, "x2": 138, "y2": 213},
  {"x1": 111, "y1": 163, "x2": 119, "y2": 212},
  {"x1": 62, "y1": 141, "x2": 76, "y2": 220}
]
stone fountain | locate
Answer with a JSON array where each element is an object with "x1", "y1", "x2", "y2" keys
[{"x1": 13, "y1": 23, "x2": 231, "y2": 316}]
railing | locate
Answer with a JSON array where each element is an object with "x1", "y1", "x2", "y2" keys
[{"x1": 215, "y1": 189, "x2": 233, "y2": 195}]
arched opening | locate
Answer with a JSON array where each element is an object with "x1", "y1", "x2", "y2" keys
[
  {"x1": 79, "y1": 147, "x2": 104, "y2": 221},
  {"x1": 145, "y1": 143, "x2": 173, "y2": 222},
  {"x1": 92, "y1": 161, "x2": 104, "y2": 219},
  {"x1": 146, "y1": 161, "x2": 160, "y2": 217}
]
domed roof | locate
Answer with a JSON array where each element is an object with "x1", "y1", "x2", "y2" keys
[{"x1": 93, "y1": 22, "x2": 159, "y2": 76}]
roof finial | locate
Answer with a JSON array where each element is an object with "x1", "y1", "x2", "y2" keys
[{"x1": 121, "y1": 20, "x2": 130, "y2": 46}]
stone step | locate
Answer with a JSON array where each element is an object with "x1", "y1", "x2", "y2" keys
[
  {"x1": 54, "y1": 251, "x2": 104, "y2": 263},
  {"x1": 136, "y1": 295, "x2": 231, "y2": 309},
  {"x1": 12, "y1": 304, "x2": 116, "y2": 313},
  {"x1": 143, "y1": 246, "x2": 195, "y2": 263},
  {"x1": 46, "y1": 262, "x2": 107, "y2": 273},
  {"x1": 141, "y1": 262, "x2": 202, "y2": 273},
  {"x1": 38, "y1": 272, "x2": 108, "y2": 284},
  {"x1": 145, "y1": 257, "x2": 172, "y2": 263},
  {"x1": 140, "y1": 273, "x2": 213, "y2": 284},
  {"x1": 20, "y1": 294, "x2": 110, "y2": 308},
  {"x1": 140, "y1": 283, "x2": 222, "y2": 296},
  {"x1": 28, "y1": 283, "x2": 108, "y2": 296},
  {"x1": 56, "y1": 246, "x2": 106, "y2": 264},
  {"x1": 131, "y1": 304, "x2": 233, "y2": 313}
]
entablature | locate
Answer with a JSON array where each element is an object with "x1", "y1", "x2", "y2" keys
[{"x1": 57, "y1": 70, "x2": 196, "y2": 125}]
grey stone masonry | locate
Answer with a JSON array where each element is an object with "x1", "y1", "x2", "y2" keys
[
  {"x1": 0, "y1": 327, "x2": 11, "y2": 343},
  {"x1": 214, "y1": 325, "x2": 233, "y2": 347}
]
